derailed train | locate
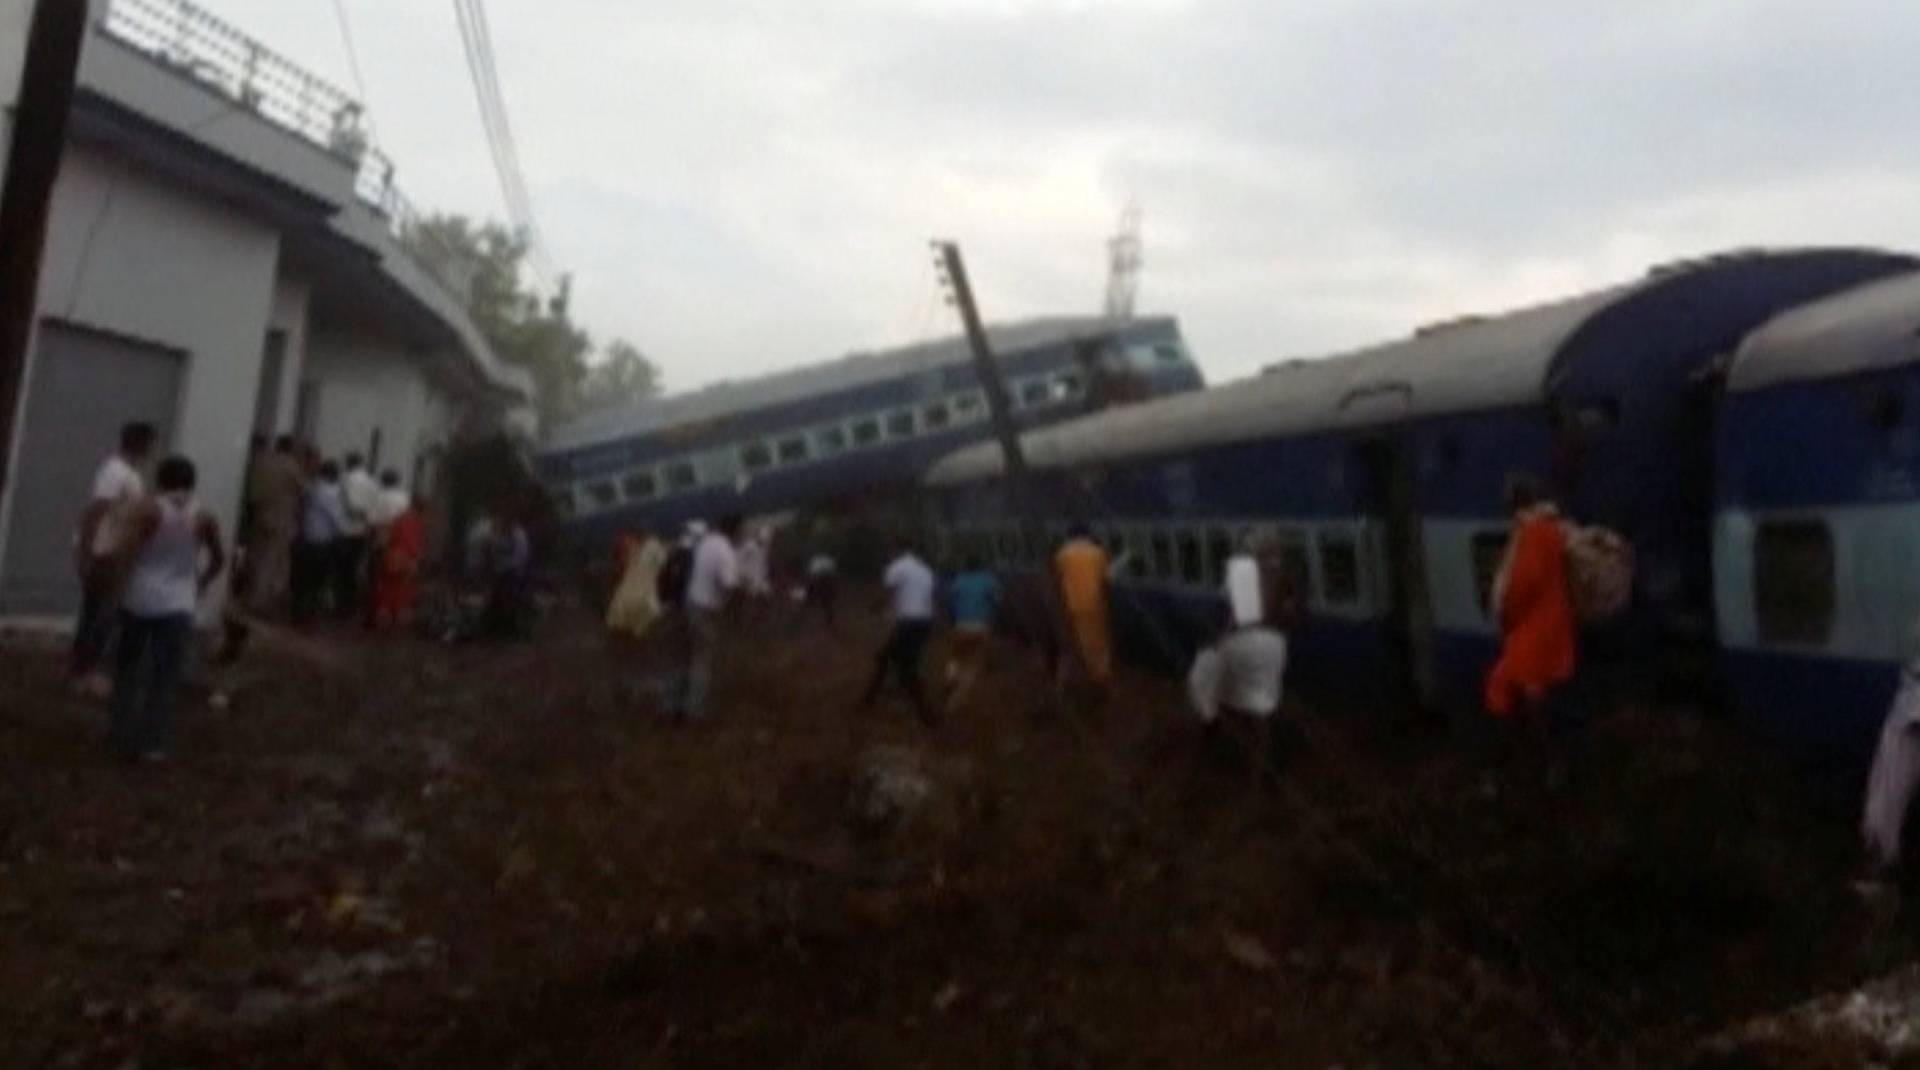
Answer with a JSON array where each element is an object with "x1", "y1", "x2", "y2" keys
[{"x1": 922, "y1": 248, "x2": 1920, "y2": 765}]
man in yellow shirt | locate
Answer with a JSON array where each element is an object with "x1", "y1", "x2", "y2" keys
[{"x1": 1053, "y1": 524, "x2": 1112, "y2": 707}]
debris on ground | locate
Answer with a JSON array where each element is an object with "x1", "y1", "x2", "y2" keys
[{"x1": 0, "y1": 602, "x2": 1916, "y2": 1066}]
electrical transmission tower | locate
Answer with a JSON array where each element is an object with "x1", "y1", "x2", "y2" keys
[{"x1": 1103, "y1": 202, "x2": 1143, "y2": 322}]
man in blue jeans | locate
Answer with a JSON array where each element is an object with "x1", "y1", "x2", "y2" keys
[{"x1": 109, "y1": 456, "x2": 225, "y2": 763}]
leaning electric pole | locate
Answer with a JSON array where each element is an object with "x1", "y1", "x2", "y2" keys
[
  {"x1": 932, "y1": 240, "x2": 1030, "y2": 490},
  {"x1": 0, "y1": 0, "x2": 91, "y2": 501}
]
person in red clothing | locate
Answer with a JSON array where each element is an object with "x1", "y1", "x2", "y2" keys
[
  {"x1": 1486, "y1": 476, "x2": 1579, "y2": 777},
  {"x1": 371, "y1": 494, "x2": 427, "y2": 632}
]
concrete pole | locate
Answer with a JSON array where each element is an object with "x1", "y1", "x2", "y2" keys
[{"x1": 0, "y1": 0, "x2": 90, "y2": 502}]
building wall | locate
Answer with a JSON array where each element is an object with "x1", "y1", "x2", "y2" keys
[
  {"x1": 0, "y1": 140, "x2": 280, "y2": 610},
  {"x1": 262, "y1": 272, "x2": 311, "y2": 435},
  {"x1": 302, "y1": 329, "x2": 459, "y2": 492}
]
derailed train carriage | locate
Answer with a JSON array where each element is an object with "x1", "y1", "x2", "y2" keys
[
  {"x1": 1715, "y1": 272, "x2": 1920, "y2": 764},
  {"x1": 923, "y1": 248, "x2": 1920, "y2": 748}
]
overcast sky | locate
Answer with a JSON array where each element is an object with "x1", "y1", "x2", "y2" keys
[{"x1": 194, "y1": 0, "x2": 1920, "y2": 394}]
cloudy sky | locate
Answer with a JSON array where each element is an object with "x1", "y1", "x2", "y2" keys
[{"x1": 195, "y1": 0, "x2": 1920, "y2": 393}]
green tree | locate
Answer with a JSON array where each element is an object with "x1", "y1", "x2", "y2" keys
[
  {"x1": 403, "y1": 214, "x2": 597, "y2": 429},
  {"x1": 577, "y1": 338, "x2": 662, "y2": 415}
]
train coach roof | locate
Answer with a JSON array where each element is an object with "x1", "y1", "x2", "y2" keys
[
  {"x1": 1728, "y1": 270, "x2": 1920, "y2": 393},
  {"x1": 926, "y1": 285, "x2": 1627, "y2": 485},
  {"x1": 544, "y1": 315, "x2": 1169, "y2": 453}
]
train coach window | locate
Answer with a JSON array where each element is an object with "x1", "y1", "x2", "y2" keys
[
  {"x1": 1054, "y1": 372, "x2": 1084, "y2": 401},
  {"x1": 740, "y1": 441, "x2": 773, "y2": 471},
  {"x1": 665, "y1": 461, "x2": 698, "y2": 492},
  {"x1": 777, "y1": 436, "x2": 810, "y2": 464},
  {"x1": 1277, "y1": 536, "x2": 1313, "y2": 603},
  {"x1": 1471, "y1": 531, "x2": 1510, "y2": 616},
  {"x1": 1020, "y1": 379, "x2": 1051, "y2": 408},
  {"x1": 1151, "y1": 532, "x2": 1174, "y2": 579},
  {"x1": 1206, "y1": 528, "x2": 1234, "y2": 586},
  {"x1": 851, "y1": 418, "x2": 882, "y2": 447},
  {"x1": 1319, "y1": 531, "x2": 1361, "y2": 604},
  {"x1": 922, "y1": 401, "x2": 952, "y2": 431},
  {"x1": 1124, "y1": 533, "x2": 1149, "y2": 579},
  {"x1": 886, "y1": 409, "x2": 917, "y2": 438},
  {"x1": 621, "y1": 470, "x2": 658, "y2": 501},
  {"x1": 816, "y1": 425, "x2": 848, "y2": 456},
  {"x1": 1177, "y1": 532, "x2": 1204, "y2": 585},
  {"x1": 586, "y1": 480, "x2": 618, "y2": 509},
  {"x1": 1153, "y1": 343, "x2": 1185, "y2": 365},
  {"x1": 1755, "y1": 520, "x2": 1836, "y2": 645},
  {"x1": 953, "y1": 392, "x2": 984, "y2": 422},
  {"x1": 551, "y1": 489, "x2": 575, "y2": 518}
]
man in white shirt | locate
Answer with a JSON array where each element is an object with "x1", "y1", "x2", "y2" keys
[
  {"x1": 367, "y1": 469, "x2": 411, "y2": 530},
  {"x1": 805, "y1": 551, "x2": 839, "y2": 631},
  {"x1": 863, "y1": 537, "x2": 937, "y2": 724},
  {"x1": 677, "y1": 514, "x2": 741, "y2": 721},
  {"x1": 337, "y1": 453, "x2": 380, "y2": 618},
  {"x1": 70, "y1": 421, "x2": 158, "y2": 694}
]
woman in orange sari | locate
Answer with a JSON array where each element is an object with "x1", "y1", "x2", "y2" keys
[{"x1": 372, "y1": 495, "x2": 426, "y2": 631}]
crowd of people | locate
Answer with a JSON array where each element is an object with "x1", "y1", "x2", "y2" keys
[
  {"x1": 49, "y1": 421, "x2": 1920, "y2": 890},
  {"x1": 59, "y1": 423, "x2": 545, "y2": 764}
]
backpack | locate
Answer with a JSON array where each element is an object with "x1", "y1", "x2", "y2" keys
[
  {"x1": 1563, "y1": 524, "x2": 1634, "y2": 625},
  {"x1": 657, "y1": 545, "x2": 694, "y2": 608}
]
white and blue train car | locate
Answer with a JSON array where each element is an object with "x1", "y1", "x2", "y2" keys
[
  {"x1": 539, "y1": 317, "x2": 1204, "y2": 547},
  {"x1": 925, "y1": 249, "x2": 1917, "y2": 712},
  {"x1": 1716, "y1": 271, "x2": 1920, "y2": 764}
]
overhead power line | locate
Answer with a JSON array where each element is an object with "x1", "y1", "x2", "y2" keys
[
  {"x1": 330, "y1": 0, "x2": 369, "y2": 103},
  {"x1": 452, "y1": 0, "x2": 556, "y2": 286}
]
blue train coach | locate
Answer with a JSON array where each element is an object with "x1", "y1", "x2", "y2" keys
[
  {"x1": 540, "y1": 317, "x2": 1204, "y2": 547},
  {"x1": 925, "y1": 249, "x2": 1918, "y2": 712},
  {"x1": 1716, "y1": 270, "x2": 1920, "y2": 763}
]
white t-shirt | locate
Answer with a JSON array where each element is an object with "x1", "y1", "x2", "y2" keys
[
  {"x1": 884, "y1": 553, "x2": 936, "y2": 622},
  {"x1": 1224, "y1": 554, "x2": 1263, "y2": 626},
  {"x1": 1217, "y1": 627, "x2": 1288, "y2": 718},
  {"x1": 686, "y1": 532, "x2": 739, "y2": 611},
  {"x1": 86, "y1": 454, "x2": 145, "y2": 556},
  {"x1": 369, "y1": 487, "x2": 411, "y2": 527},
  {"x1": 340, "y1": 468, "x2": 380, "y2": 537},
  {"x1": 807, "y1": 554, "x2": 837, "y2": 578},
  {"x1": 739, "y1": 539, "x2": 770, "y2": 596}
]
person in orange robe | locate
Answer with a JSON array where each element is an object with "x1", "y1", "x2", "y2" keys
[
  {"x1": 371, "y1": 496, "x2": 426, "y2": 632},
  {"x1": 1053, "y1": 525, "x2": 1114, "y2": 701},
  {"x1": 1485, "y1": 476, "x2": 1577, "y2": 721}
]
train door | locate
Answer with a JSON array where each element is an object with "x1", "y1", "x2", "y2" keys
[{"x1": 1354, "y1": 437, "x2": 1437, "y2": 711}]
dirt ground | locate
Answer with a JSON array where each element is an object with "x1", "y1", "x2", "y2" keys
[{"x1": 1, "y1": 599, "x2": 1915, "y2": 1068}]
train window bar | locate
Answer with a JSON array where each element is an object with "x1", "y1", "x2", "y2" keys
[
  {"x1": 739, "y1": 441, "x2": 773, "y2": 471},
  {"x1": 1318, "y1": 529, "x2": 1362, "y2": 604},
  {"x1": 1754, "y1": 519, "x2": 1836, "y2": 645},
  {"x1": 620, "y1": 469, "x2": 658, "y2": 502},
  {"x1": 1150, "y1": 531, "x2": 1175, "y2": 580},
  {"x1": 1177, "y1": 531, "x2": 1204, "y2": 586}
]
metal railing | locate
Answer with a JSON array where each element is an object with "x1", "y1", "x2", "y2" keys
[
  {"x1": 102, "y1": 0, "x2": 368, "y2": 162},
  {"x1": 102, "y1": 0, "x2": 504, "y2": 383}
]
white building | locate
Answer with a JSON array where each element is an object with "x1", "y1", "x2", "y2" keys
[{"x1": 0, "y1": 0, "x2": 533, "y2": 619}]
